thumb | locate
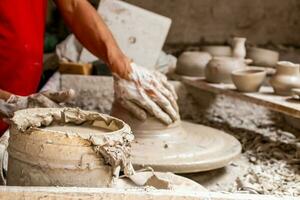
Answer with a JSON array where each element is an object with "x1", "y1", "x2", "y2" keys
[
  {"x1": 41, "y1": 89, "x2": 76, "y2": 103},
  {"x1": 0, "y1": 100, "x2": 17, "y2": 118}
]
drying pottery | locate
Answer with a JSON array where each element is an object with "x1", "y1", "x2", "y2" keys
[
  {"x1": 247, "y1": 47, "x2": 279, "y2": 67},
  {"x1": 205, "y1": 56, "x2": 252, "y2": 84},
  {"x1": 176, "y1": 51, "x2": 212, "y2": 77},
  {"x1": 270, "y1": 61, "x2": 300, "y2": 96},
  {"x1": 232, "y1": 68, "x2": 266, "y2": 93},
  {"x1": 7, "y1": 108, "x2": 134, "y2": 187},
  {"x1": 232, "y1": 37, "x2": 246, "y2": 59},
  {"x1": 201, "y1": 45, "x2": 232, "y2": 57},
  {"x1": 111, "y1": 102, "x2": 242, "y2": 173}
]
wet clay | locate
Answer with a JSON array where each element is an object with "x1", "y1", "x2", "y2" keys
[
  {"x1": 7, "y1": 108, "x2": 134, "y2": 187},
  {"x1": 6, "y1": 107, "x2": 206, "y2": 192}
]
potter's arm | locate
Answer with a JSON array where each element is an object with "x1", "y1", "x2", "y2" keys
[
  {"x1": 54, "y1": 0, "x2": 132, "y2": 79},
  {"x1": 0, "y1": 89, "x2": 12, "y2": 101}
]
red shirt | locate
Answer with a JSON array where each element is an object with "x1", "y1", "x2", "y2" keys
[{"x1": 0, "y1": 0, "x2": 47, "y2": 134}]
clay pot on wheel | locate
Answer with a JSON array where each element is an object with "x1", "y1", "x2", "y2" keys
[
  {"x1": 270, "y1": 61, "x2": 300, "y2": 96},
  {"x1": 111, "y1": 102, "x2": 241, "y2": 173},
  {"x1": 205, "y1": 57, "x2": 252, "y2": 84},
  {"x1": 176, "y1": 51, "x2": 212, "y2": 77}
]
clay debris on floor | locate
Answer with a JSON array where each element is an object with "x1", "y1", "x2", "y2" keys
[{"x1": 179, "y1": 85, "x2": 300, "y2": 196}]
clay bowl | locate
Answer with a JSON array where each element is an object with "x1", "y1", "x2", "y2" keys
[
  {"x1": 176, "y1": 51, "x2": 212, "y2": 77},
  {"x1": 247, "y1": 47, "x2": 279, "y2": 67},
  {"x1": 231, "y1": 68, "x2": 267, "y2": 93},
  {"x1": 201, "y1": 45, "x2": 232, "y2": 57}
]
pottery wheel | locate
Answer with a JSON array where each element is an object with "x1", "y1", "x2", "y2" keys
[
  {"x1": 114, "y1": 172, "x2": 207, "y2": 192},
  {"x1": 131, "y1": 121, "x2": 241, "y2": 173},
  {"x1": 112, "y1": 104, "x2": 242, "y2": 174}
]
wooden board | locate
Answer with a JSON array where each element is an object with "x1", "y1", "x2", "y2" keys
[
  {"x1": 79, "y1": 0, "x2": 171, "y2": 69},
  {"x1": 180, "y1": 76, "x2": 300, "y2": 119},
  {"x1": 0, "y1": 186, "x2": 296, "y2": 200}
]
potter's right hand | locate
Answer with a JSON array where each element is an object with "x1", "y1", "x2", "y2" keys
[
  {"x1": 113, "y1": 63, "x2": 179, "y2": 125},
  {"x1": 0, "y1": 89, "x2": 75, "y2": 118}
]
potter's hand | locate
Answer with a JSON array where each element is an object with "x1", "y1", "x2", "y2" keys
[
  {"x1": 114, "y1": 63, "x2": 179, "y2": 125},
  {"x1": 0, "y1": 89, "x2": 75, "y2": 118}
]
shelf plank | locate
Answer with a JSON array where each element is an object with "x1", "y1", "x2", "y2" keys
[
  {"x1": 181, "y1": 77, "x2": 300, "y2": 119},
  {"x1": 0, "y1": 186, "x2": 296, "y2": 200}
]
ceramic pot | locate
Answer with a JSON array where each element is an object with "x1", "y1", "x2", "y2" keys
[
  {"x1": 205, "y1": 56, "x2": 252, "y2": 84},
  {"x1": 247, "y1": 47, "x2": 279, "y2": 67},
  {"x1": 231, "y1": 68, "x2": 266, "y2": 93},
  {"x1": 270, "y1": 61, "x2": 300, "y2": 96},
  {"x1": 7, "y1": 108, "x2": 133, "y2": 187},
  {"x1": 176, "y1": 51, "x2": 212, "y2": 77},
  {"x1": 201, "y1": 45, "x2": 232, "y2": 57},
  {"x1": 232, "y1": 37, "x2": 246, "y2": 59}
]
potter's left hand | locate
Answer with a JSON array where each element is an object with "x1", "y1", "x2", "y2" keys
[
  {"x1": 114, "y1": 63, "x2": 179, "y2": 125},
  {"x1": 0, "y1": 89, "x2": 75, "y2": 118}
]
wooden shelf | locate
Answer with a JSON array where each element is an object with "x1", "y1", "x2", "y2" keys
[{"x1": 177, "y1": 76, "x2": 300, "y2": 119}]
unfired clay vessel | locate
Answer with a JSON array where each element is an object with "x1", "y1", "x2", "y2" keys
[
  {"x1": 232, "y1": 68, "x2": 266, "y2": 93},
  {"x1": 270, "y1": 61, "x2": 300, "y2": 96},
  {"x1": 201, "y1": 45, "x2": 232, "y2": 57},
  {"x1": 111, "y1": 102, "x2": 241, "y2": 173},
  {"x1": 176, "y1": 51, "x2": 212, "y2": 77},
  {"x1": 205, "y1": 56, "x2": 252, "y2": 84},
  {"x1": 247, "y1": 47, "x2": 279, "y2": 67},
  {"x1": 7, "y1": 108, "x2": 133, "y2": 187},
  {"x1": 232, "y1": 37, "x2": 247, "y2": 59}
]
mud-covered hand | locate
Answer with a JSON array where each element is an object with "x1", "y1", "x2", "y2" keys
[
  {"x1": 114, "y1": 63, "x2": 179, "y2": 125},
  {"x1": 0, "y1": 89, "x2": 75, "y2": 118}
]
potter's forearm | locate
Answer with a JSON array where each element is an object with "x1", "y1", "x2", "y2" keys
[
  {"x1": 54, "y1": 0, "x2": 130, "y2": 75},
  {"x1": 0, "y1": 89, "x2": 12, "y2": 101}
]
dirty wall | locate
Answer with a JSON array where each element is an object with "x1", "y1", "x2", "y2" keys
[{"x1": 123, "y1": 0, "x2": 300, "y2": 47}]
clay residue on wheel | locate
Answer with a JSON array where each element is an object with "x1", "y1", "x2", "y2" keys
[{"x1": 9, "y1": 108, "x2": 135, "y2": 178}]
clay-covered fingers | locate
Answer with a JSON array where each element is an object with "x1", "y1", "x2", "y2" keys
[
  {"x1": 134, "y1": 87, "x2": 173, "y2": 125},
  {"x1": 119, "y1": 99, "x2": 147, "y2": 121},
  {"x1": 41, "y1": 89, "x2": 75, "y2": 103},
  {"x1": 145, "y1": 87, "x2": 178, "y2": 122},
  {"x1": 28, "y1": 94, "x2": 61, "y2": 108},
  {"x1": 154, "y1": 72, "x2": 178, "y2": 99},
  {"x1": 0, "y1": 100, "x2": 16, "y2": 118}
]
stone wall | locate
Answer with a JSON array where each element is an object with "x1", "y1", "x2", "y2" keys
[{"x1": 123, "y1": 0, "x2": 300, "y2": 46}]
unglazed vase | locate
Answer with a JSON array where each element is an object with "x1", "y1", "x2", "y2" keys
[
  {"x1": 232, "y1": 37, "x2": 247, "y2": 59},
  {"x1": 270, "y1": 61, "x2": 300, "y2": 96},
  {"x1": 205, "y1": 56, "x2": 252, "y2": 84}
]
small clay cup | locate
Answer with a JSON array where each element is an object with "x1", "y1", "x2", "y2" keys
[
  {"x1": 201, "y1": 45, "x2": 232, "y2": 57},
  {"x1": 231, "y1": 68, "x2": 266, "y2": 92},
  {"x1": 247, "y1": 47, "x2": 279, "y2": 67}
]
